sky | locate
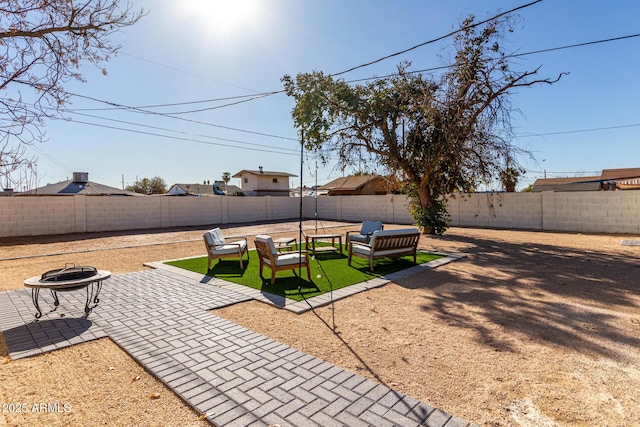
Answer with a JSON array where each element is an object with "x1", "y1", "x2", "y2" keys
[{"x1": 18, "y1": 0, "x2": 640, "y2": 191}]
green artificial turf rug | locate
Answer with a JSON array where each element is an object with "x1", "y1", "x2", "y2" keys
[{"x1": 166, "y1": 248, "x2": 443, "y2": 302}]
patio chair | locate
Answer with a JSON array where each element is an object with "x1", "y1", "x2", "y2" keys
[
  {"x1": 345, "y1": 221, "x2": 384, "y2": 244},
  {"x1": 203, "y1": 228, "x2": 249, "y2": 270},
  {"x1": 254, "y1": 235, "x2": 311, "y2": 284}
]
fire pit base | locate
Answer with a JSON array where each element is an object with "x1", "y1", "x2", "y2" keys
[{"x1": 24, "y1": 265, "x2": 110, "y2": 319}]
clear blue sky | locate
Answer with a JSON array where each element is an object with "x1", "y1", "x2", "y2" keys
[{"x1": 28, "y1": 0, "x2": 640, "y2": 191}]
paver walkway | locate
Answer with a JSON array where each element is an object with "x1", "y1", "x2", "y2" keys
[{"x1": 0, "y1": 269, "x2": 474, "y2": 427}]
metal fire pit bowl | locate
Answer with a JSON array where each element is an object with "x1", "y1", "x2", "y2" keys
[{"x1": 24, "y1": 264, "x2": 110, "y2": 319}]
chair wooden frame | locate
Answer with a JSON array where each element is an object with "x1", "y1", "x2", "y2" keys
[{"x1": 254, "y1": 236, "x2": 311, "y2": 284}]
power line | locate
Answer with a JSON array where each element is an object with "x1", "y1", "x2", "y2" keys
[
  {"x1": 53, "y1": 27, "x2": 639, "y2": 161},
  {"x1": 119, "y1": 51, "x2": 270, "y2": 95},
  {"x1": 71, "y1": 92, "x2": 280, "y2": 111},
  {"x1": 67, "y1": 119, "x2": 300, "y2": 157},
  {"x1": 347, "y1": 32, "x2": 640, "y2": 84},
  {"x1": 331, "y1": 0, "x2": 543, "y2": 77},
  {"x1": 65, "y1": 111, "x2": 300, "y2": 153},
  {"x1": 26, "y1": 144, "x2": 74, "y2": 174},
  {"x1": 54, "y1": 21, "x2": 638, "y2": 156},
  {"x1": 68, "y1": 91, "x2": 281, "y2": 117},
  {"x1": 76, "y1": 30, "x2": 640, "y2": 119},
  {"x1": 508, "y1": 33, "x2": 640, "y2": 59},
  {"x1": 60, "y1": 1, "x2": 544, "y2": 119},
  {"x1": 66, "y1": 92, "x2": 298, "y2": 142},
  {"x1": 516, "y1": 123, "x2": 640, "y2": 137}
]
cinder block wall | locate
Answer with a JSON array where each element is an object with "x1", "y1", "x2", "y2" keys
[
  {"x1": 448, "y1": 191, "x2": 640, "y2": 234},
  {"x1": 0, "y1": 191, "x2": 638, "y2": 238},
  {"x1": 0, "y1": 196, "x2": 76, "y2": 236},
  {"x1": 551, "y1": 192, "x2": 640, "y2": 234},
  {"x1": 448, "y1": 193, "x2": 543, "y2": 230}
]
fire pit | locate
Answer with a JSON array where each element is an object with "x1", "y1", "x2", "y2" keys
[{"x1": 24, "y1": 264, "x2": 110, "y2": 319}]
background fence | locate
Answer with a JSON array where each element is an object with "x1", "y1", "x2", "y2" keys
[{"x1": 0, "y1": 191, "x2": 638, "y2": 238}]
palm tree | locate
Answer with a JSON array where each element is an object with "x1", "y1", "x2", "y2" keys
[{"x1": 222, "y1": 172, "x2": 231, "y2": 193}]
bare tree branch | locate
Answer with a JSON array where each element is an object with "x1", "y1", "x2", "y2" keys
[{"x1": 0, "y1": 0, "x2": 144, "y2": 183}]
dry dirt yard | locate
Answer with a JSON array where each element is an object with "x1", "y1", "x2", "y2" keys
[{"x1": 0, "y1": 222, "x2": 639, "y2": 427}]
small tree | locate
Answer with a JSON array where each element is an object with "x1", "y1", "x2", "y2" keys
[
  {"x1": 126, "y1": 176, "x2": 166, "y2": 195},
  {"x1": 222, "y1": 172, "x2": 231, "y2": 192},
  {"x1": 283, "y1": 14, "x2": 562, "y2": 234},
  {"x1": 0, "y1": 1, "x2": 144, "y2": 184}
]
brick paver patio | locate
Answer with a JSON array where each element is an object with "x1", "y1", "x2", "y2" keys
[{"x1": 0, "y1": 268, "x2": 475, "y2": 427}]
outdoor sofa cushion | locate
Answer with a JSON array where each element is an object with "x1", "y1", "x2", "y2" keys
[{"x1": 347, "y1": 221, "x2": 384, "y2": 243}]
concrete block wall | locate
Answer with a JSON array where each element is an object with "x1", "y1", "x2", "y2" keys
[
  {"x1": 224, "y1": 197, "x2": 267, "y2": 225},
  {"x1": 307, "y1": 196, "x2": 340, "y2": 222},
  {"x1": 552, "y1": 192, "x2": 640, "y2": 234},
  {"x1": 0, "y1": 196, "x2": 76, "y2": 236},
  {"x1": 310, "y1": 195, "x2": 414, "y2": 225},
  {"x1": 166, "y1": 197, "x2": 217, "y2": 228},
  {"x1": 448, "y1": 193, "x2": 543, "y2": 230},
  {"x1": 86, "y1": 196, "x2": 163, "y2": 232},
  {"x1": 449, "y1": 191, "x2": 640, "y2": 234},
  {"x1": 268, "y1": 197, "x2": 300, "y2": 221},
  {"x1": 1, "y1": 191, "x2": 638, "y2": 238}
]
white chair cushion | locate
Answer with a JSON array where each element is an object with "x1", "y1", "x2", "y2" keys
[
  {"x1": 210, "y1": 240, "x2": 246, "y2": 255},
  {"x1": 204, "y1": 228, "x2": 225, "y2": 246},
  {"x1": 371, "y1": 248, "x2": 412, "y2": 257},
  {"x1": 350, "y1": 244, "x2": 372, "y2": 256},
  {"x1": 255, "y1": 235, "x2": 277, "y2": 255},
  {"x1": 273, "y1": 253, "x2": 305, "y2": 267}
]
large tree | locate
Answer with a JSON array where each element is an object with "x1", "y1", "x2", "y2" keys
[
  {"x1": 0, "y1": 0, "x2": 144, "y2": 189},
  {"x1": 283, "y1": 14, "x2": 562, "y2": 234}
]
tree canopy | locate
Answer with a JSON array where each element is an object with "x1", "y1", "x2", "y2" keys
[
  {"x1": 0, "y1": 0, "x2": 144, "y2": 189},
  {"x1": 126, "y1": 176, "x2": 166, "y2": 195},
  {"x1": 283, "y1": 14, "x2": 563, "y2": 234}
]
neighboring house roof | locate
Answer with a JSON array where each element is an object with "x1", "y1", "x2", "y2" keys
[
  {"x1": 532, "y1": 176, "x2": 601, "y2": 186},
  {"x1": 600, "y1": 168, "x2": 640, "y2": 180},
  {"x1": 532, "y1": 167, "x2": 640, "y2": 192},
  {"x1": 232, "y1": 169, "x2": 297, "y2": 178},
  {"x1": 25, "y1": 180, "x2": 138, "y2": 196},
  {"x1": 319, "y1": 175, "x2": 383, "y2": 191}
]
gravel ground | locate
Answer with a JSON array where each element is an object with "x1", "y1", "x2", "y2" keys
[{"x1": 1, "y1": 222, "x2": 639, "y2": 426}]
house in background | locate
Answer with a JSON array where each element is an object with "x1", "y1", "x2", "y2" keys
[
  {"x1": 531, "y1": 167, "x2": 640, "y2": 192},
  {"x1": 213, "y1": 180, "x2": 242, "y2": 195},
  {"x1": 600, "y1": 168, "x2": 640, "y2": 190},
  {"x1": 167, "y1": 182, "x2": 243, "y2": 196},
  {"x1": 22, "y1": 172, "x2": 138, "y2": 196},
  {"x1": 319, "y1": 175, "x2": 391, "y2": 196},
  {"x1": 232, "y1": 166, "x2": 296, "y2": 196}
]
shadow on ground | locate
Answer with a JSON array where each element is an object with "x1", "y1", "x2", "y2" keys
[{"x1": 395, "y1": 233, "x2": 640, "y2": 361}]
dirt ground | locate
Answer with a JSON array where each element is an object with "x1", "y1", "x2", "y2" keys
[{"x1": 1, "y1": 221, "x2": 639, "y2": 426}]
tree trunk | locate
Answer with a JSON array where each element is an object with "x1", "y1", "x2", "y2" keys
[{"x1": 417, "y1": 181, "x2": 434, "y2": 235}]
